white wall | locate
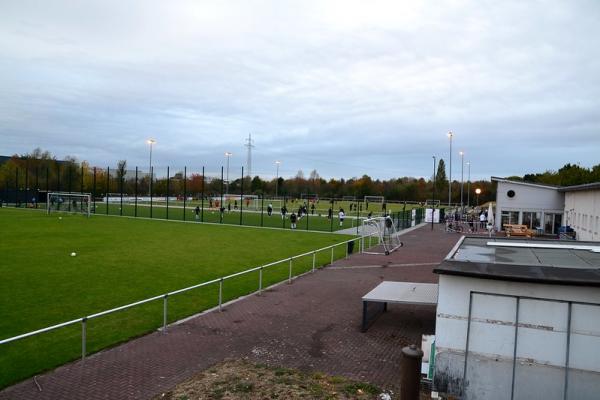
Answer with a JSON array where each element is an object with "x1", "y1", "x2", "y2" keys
[
  {"x1": 495, "y1": 180, "x2": 564, "y2": 230},
  {"x1": 565, "y1": 190, "x2": 600, "y2": 241},
  {"x1": 434, "y1": 275, "x2": 600, "y2": 399}
]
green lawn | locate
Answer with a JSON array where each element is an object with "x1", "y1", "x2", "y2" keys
[
  {"x1": 92, "y1": 202, "x2": 363, "y2": 232},
  {"x1": 86, "y1": 199, "x2": 423, "y2": 232},
  {"x1": 0, "y1": 208, "x2": 353, "y2": 388}
]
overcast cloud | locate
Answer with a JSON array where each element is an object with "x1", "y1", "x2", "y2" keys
[{"x1": 1, "y1": 0, "x2": 599, "y2": 180}]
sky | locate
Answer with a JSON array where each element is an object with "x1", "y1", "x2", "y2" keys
[{"x1": 1, "y1": 0, "x2": 599, "y2": 181}]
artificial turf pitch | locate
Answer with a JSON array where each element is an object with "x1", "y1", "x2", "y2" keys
[{"x1": 0, "y1": 207, "x2": 352, "y2": 388}]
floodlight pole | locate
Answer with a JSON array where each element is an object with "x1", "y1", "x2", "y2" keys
[
  {"x1": 275, "y1": 161, "x2": 281, "y2": 198},
  {"x1": 432, "y1": 155, "x2": 436, "y2": 231},
  {"x1": 225, "y1": 152, "x2": 232, "y2": 195},
  {"x1": 447, "y1": 132, "x2": 453, "y2": 207},
  {"x1": 460, "y1": 151, "x2": 464, "y2": 215},
  {"x1": 147, "y1": 139, "x2": 156, "y2": 196},
  {"x1": 467, "y1": 161, "x2": 471, "y2": 208}
]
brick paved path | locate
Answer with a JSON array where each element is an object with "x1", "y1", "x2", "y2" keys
[{"x1": 0, "y1": 225, "x2": 459, "y2": 400}]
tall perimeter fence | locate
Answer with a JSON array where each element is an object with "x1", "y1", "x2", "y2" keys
[
  {"x1": 0, "y1": 162, "x2": 431, "y2": 232},
  {"x1": 0, "y1": 231, "x2": 402, "y2": 388}
]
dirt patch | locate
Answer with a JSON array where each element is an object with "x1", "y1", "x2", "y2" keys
[{"x1": 156, "y1": 359, "x2": 391, "y2": 400}]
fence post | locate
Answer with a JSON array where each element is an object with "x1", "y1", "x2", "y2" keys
[
  {"x1": 163, "y1": 294, "x2": 168, "y2": 332},
  {"x1": 312, "y1": 251, "x2": 316, "y2": 272},
  {"x1": 220, "y1": 166, "x2": 224, "y2": 224},
  {"x1": 150, "y1": 166, "x2": 153, "y2": 218},
  {"x1": 331, "y1": 247, "x2": 334, "y2": 265},
  {"x1": 218, "y1": 278, "x2": 223, "y2": 311},
  {"x1": 134, "y1": 167, "x2": 138, "y2": 217},
  {"x1": 306, "y1": 207, "x2": 309, "y2": 230},
  {"x1": 258, "y1": 267, "x2": 263, "y2": 295},
  {"x1": 106, "y1": 167, "x2": 109, "y2": 215},
  {"x1": 260, "y1": 195, "x2": 264, "y2": 227},
  {"x1": 239, "y1": 166, "x2": 244, "y2": 225},
  {"x1": 288, "y1": 257, "x2": 293, "y2": 284},
  {"x1": 93, "y1": 167, "x2": 97, "y2": 213},
  {"x1": 119, "y1": 167, "x2": 123, "y2": 216},
  {"x1": 81, "y1": 317, "x2": 87, "y2": 360},
  {"x1": 166, "y1": 166, "x2": 170, "y2": 220},
  {"x1": 14, "y1": 168, "x2": 18, "y2": 207},
  {"x1": 183, "y1": 166, "x2": 187, "y2": 221},
  {"x1": 345, "y1": 241, "x2": 349, "y2": 259},
  {"x1": 201, "y1": 166, "x2": 205, "y2": 222}
]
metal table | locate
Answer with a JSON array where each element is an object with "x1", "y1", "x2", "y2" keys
[{"x1": 361, "y1": 281, "x2": 438, "y2": 332}]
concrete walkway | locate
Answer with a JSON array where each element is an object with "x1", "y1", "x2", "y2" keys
[{"x1": 0, "y1": 224, "x2": 459, "y2": 400}]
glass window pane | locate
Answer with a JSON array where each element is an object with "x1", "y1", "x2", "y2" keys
[
  {"x1": 533, "y1": 212, "x2": 541, "y2": 229},
  {"x1": 554, "y1": 214, "x2": 562, "y2": 233},
  {"x1": 523, "y1": 212, "x2": 533, "y2": 229},
  {"x1": 510, "y1": 211, "x2": 519, "y2": 225}
]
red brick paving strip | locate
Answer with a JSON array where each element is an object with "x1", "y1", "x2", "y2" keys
[{"x1": 0, "y1": 225, "x2": 460, "y2": 400}]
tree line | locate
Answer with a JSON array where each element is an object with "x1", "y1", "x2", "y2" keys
[
  {"x1": 1, "y1": 148, "x2": 496, "y2": 205},
  {"x1": 516, "y1": 163, "x2": 600, "y2": 187}
]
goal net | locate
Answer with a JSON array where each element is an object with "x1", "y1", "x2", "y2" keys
[
  {"x1": 425, "y1": 199, "x2": 441, "y2": 207},
  {"x1": 300, "y1": 193, "x2": 319, "y2": 201},
  {"x1": 364, "y1": 196, "x2": 384, "y2": 204},
  {"x1": 361, "y1": 216, "x2": 403, "y2": 255},
  {"x1": 47, "y1": 192, "x2": 91, "y2": 217}
]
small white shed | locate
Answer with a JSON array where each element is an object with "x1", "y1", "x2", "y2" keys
[{"x1": 432, "y1": 236, "x2": 600, "y2": 400}]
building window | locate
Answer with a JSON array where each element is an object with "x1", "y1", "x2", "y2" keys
[
  {"x1": 544, "y1": 213, "x2": 562, "y2": 235},
  {"x1": 522, "y1": 212, "x2": 541, "y2": 229},
  {"x1": 501, "y1": 211, "x2": 520, "y2": 229}
]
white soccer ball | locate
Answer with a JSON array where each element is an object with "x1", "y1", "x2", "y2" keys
[
  {"x1": 70, "y1": 252, "x2": 77, "y2": 257},
  {"x1": 59, "y1": 217, "x2": 62, "y2": 220}
]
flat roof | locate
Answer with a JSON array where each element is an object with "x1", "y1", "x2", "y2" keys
[
  {"x1": 434, "y1": 236, "x2": 600, "y2": 287},
  {"x1": 490, "y1": 177, "x2": 560, "y2": 190},
  {"x1": 558, "y1": 182, "x2": 600, "y2": 192}
]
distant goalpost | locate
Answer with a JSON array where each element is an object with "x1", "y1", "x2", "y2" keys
[
  {"x1": 47, "y1": 192, "x2": 91, "y2": 217},
  {"x1": 364, "y1": 195, "x2": 384, "y2": 204},
  {"x1": 425, "y1": 199, "x2": 441, "y2": 207},
  {"x1": 361, "y1": 216, "x2": 403, "y2": 255},
  {"x1": 300, "y1": 193, "x2": 319, "y2": 201}
]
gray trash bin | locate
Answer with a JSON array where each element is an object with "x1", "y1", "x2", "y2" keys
[{"x1": 347, "y1": 241, "x2": 355, "y2": 254}]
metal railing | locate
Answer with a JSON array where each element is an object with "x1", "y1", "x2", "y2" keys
[{"x1": 0, "y1": 233, "x2": 380, "y2": 363}]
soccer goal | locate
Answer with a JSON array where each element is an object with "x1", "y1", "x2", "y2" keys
[
  {"x1": 47, "y1": 192, "x2": 91, "y2": 217},
  {"x1": 364, "y1": 195, "x2": 384, "y2": 204},
  {"x1": 361, "y1": 216, "x2": 403, "y2": 255},
  {"x1": 425, "y1": 199, "x2": 441, "y2": 207},
  {"x1": 300, "y1": 193, "x2": 318, "y2": 201}
]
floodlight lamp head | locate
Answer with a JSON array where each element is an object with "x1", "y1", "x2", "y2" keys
[
  {"x1": 275, "y1": 160, "x2": 281, "y2": 165},
  {"x1": 459, "y1": 151, "x2": 464, "y2": 156},
  {"x1": 447, "y1": 131, "x2": 453, "y2": 138},
  {"x1": 475, "y1": 188, "x2": 482, "y2": 194},
  {"x1": 225, "y1": 152, "x2": 232, "y2": 156},
  {"x1": 147, "y1": 139, "x2": 156, "y2": 145}
]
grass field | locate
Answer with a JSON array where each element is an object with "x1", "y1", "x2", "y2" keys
[
  {"x1": 83, "y1": 198, "x2": 423, "y2": 232},
  {"x1": 93, "y1": 203, "x2": 362, "y2": 232},
  {"x1": 0, "y1": 208, "x2": 353, "y2": 388}
]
